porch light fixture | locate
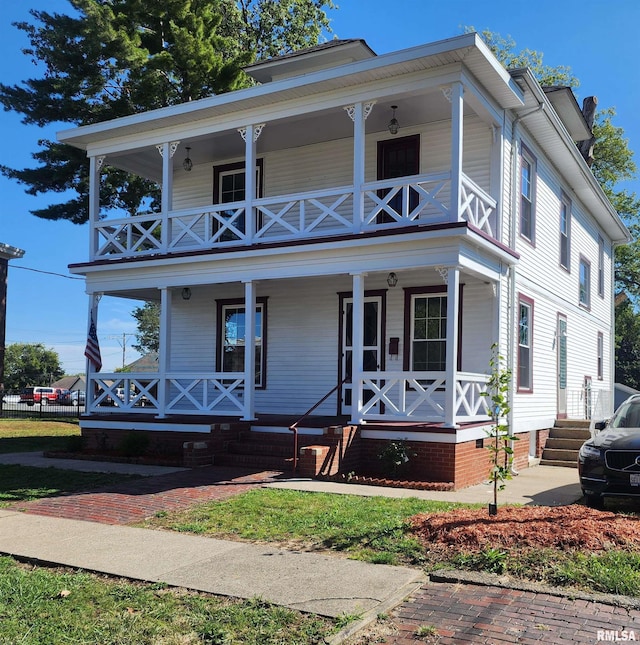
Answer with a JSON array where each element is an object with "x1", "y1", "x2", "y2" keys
[
  {"x1": 388, "y1": 105, "x2": 399, "y2": 135},
  {"x1": 181, "y1": 287, "x2": 192, "y2": 300},
  {"x1": 182, "y1": 146, "x2": 193, "y2": 172},
  {"x1": 386, "y1": 272, "x2": 398, "y2": 288}
]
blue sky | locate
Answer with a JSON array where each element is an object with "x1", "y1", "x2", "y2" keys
[{"x1": 1, "y1": 0, "x2": 639, "y2": 374}]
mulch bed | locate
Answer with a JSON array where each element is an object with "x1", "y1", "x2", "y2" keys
[{"x1": 410, "y1": 505, "x2": 640, "y2": 552}]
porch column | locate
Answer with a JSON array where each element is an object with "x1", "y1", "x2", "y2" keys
[
  {"x1": 88, "y1": 155, "x2": 105, "y2": 261},
  {"x1": 241, "y1": 279, "x2": 257, "y2": 421},
  {"x1": 350, "y1": 272, "x2": 366, "y2": 424},
  {"x1": 84, "y1": 292, "x2": 102, "y2": 411},
  {"x1": 449, "y1": 82, "x2": 464, "y2": 223},
  {"x1": 156, "y1": 287, "x2": 170, "y2": 419},
  {"x1": 444, "y1": 267, "x2": 460, "y2": 427},
  {"x1": 490, "y1": 125, "x2": 504, "y2": 238},
  {"x1": 238, "y1": 124, "x2": 264, "y2": 242},
  {"x1": 156, "y1": 141, "x2": 179, "y2": 253}
]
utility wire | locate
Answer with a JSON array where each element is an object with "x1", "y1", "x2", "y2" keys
[{"x1": 10, "y1": 265, "x2": 84, "y2": 280}]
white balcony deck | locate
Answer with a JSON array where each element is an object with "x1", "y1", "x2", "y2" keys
[{"x1": 91, "y1": 172, "x2": 497, "y2": 260}]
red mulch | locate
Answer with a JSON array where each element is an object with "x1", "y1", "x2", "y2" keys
[{"x1": 410, "y1": 505, "x2": 640, "y2": 552}]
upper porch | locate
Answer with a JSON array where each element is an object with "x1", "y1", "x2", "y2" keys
[{"x1": 60, "y1": 35, "x2": 525, "y2": 266}]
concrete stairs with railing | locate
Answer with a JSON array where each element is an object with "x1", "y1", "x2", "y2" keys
[{"x1": 540, "y1": 419, "x2": 591, "y2": 468}]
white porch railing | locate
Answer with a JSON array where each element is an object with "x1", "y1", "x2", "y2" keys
[
  {"x1": 359, "y1": 370, "x2": 490, "y2": 423},
  {"x1": 88, "y1": 372, "x2": 245, "y2": 416},
  {"x1": 87, "y1": 371, "x2": 489, "y2": 423},
  {"x1": 91, "y1": 172, "x2": 497, "y2": 259}
]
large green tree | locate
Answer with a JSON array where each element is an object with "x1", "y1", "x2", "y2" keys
[
  {"x1": 131, "y1": 302, "x2": 160, "y2": 355},
  {"x1": 3, "y1": 343, "x2": 65, "y2": 391},
  {"x1": 0, "y1": 0, "x2": 335, "y2": 223}
]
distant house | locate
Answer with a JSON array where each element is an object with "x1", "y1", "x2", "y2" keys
[
  {"x1": 60, "y1": 34, "x2": 628, "y2": 487},
  {"x1": 52, "y1": 376, "x2": 86, "y2": 393}
]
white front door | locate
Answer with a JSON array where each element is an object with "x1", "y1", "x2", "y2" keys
[
  {"x1": 557, "y1": 315, "x2": 567, "y2": 418},
  {"x1": 340, "y1": 295, "x2": 383, "y2": 416}
]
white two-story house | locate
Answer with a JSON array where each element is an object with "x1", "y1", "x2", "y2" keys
[{"x1": 60, "y1": 34, "x2": 628, "y2": 488}]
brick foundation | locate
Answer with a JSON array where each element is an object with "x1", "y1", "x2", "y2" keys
[{"x1": 183, "y1": 441, "x2": 213, "y2": 467}]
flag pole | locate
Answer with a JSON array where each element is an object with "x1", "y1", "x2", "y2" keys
[{"x1": 84, "y1": 293, "x2": 103, "y2": 408}]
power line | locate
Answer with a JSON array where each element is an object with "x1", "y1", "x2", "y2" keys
[{"x1": 10, "y1": 265, "x2": 84, "y2": 280}]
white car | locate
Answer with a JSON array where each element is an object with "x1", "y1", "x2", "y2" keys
[{"x1": 2, "y1": 394, "x2": 20, "y2": 404}]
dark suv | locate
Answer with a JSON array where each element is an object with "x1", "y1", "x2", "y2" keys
[{"x1": 578, "y1": 394, "x2": 640, "y2": 507}]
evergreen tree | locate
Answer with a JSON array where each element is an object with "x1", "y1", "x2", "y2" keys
[{"x1": 0, "y1": 0, "x2": 335, "y2": 223}]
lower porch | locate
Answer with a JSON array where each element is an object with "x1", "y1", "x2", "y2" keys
[{"x1": 77, "y1": 412, "x2": 533, "y2": 490}]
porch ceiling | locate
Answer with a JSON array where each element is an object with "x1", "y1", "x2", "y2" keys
[{"x1": 97, "y1": 89, "x2": 464, "y2": 184}]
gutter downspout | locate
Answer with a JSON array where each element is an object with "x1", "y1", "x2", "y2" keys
[{"x1": 507, "y1": 103, "x2": 544, "y2": 474}]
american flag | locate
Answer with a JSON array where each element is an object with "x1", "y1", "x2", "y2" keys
[{"x1": 84, "y1": 313, "x2": 102, "y2": 372}]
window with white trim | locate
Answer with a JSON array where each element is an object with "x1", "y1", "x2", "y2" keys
[
  {"x1": 559, "y1": 194, "x2": 571, "y2": 270},
  {"x1": 518, "y1": 296, "x2": 533, "y2": 391},
  {"x1": 597, "y1": 332, "x2": 604, "y2": 381},
  {"x1": 520, "y1": 146, "x2": 536, "y2": 243},
  {"x1": 579, "y1": 256, "x2": 591, "y2": 308},
  {"x1": 411, "y1": 294, "x2": 447, "y2": 371},
  {"x1": 216, "y1": 299, "x2": 266, "y2": 387},
  {"x1": 598, "y1": 236, "x2": 605, "y2": 298}
]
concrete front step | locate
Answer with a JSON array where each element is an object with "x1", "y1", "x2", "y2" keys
[
  {"x1": 540, "y1": 458, "x2": 578, "y2": 468},
  {"x1": 549, "y1": 427, "x2": 591, "y2": 441},
  {"x1": 553, "y1": 419, "x2": 591, "y2": 429},
  {"x1": 542, "y1": 447, "x2": 580, "y2": 462},
  {"x1": 544, "y1": 437, "x2": 586, "y2": 450}
]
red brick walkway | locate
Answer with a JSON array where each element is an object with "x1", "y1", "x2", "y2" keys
[
  {"x1": 13, "y1": 466, "x2": 282, "y2": 524},
  {"x1": 381, "y1": 580, "x2": 640, "y2": 644}
]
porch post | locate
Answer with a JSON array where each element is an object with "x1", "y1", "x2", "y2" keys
[
  {"x1": 449, "y1": 82, "x2": 464, "y2": 223},
  {"x1": 490, "y1": 125, "x2": 504, "y2": 238},
  {"x1": 243, "y1": 125, "x2": 255, "y2": 241},
  {"x1": 156, "y1": 287, "x2": 170, "y2": 419},
  {"x1": 88, "y1": 155, "x2": 105, "y2": 261},
  {"x1": 241, "y1": 279, "x2": 257, "y2": 421},
  {"x1": 344, "y1": 102, "x2": 373, "y2": 233},
  {"x1": 85, "y1": 292, "x2": 102, "y2": 411},
  {"x1": 350, "y1": 272, "x2": 366, "y2": 424},
  {"x1": 157, "y1": 141, "x2": 177, "y2": 253},
  {"x1": 444, "y1": 267, "x2": 460, "y2": 427}
]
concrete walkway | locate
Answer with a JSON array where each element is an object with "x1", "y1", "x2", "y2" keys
[{"x1": 0, "y1": 509, "x2": 423, "y2": 618}]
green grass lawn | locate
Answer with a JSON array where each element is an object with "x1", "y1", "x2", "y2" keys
[
  {"x1": 0, "y1": 464, "x2": 140, "y2": 507},
  {"x1": 0, "y1": 419, "x2": 81, "y2": 454},
  {"x1": 0, "y1": 557, "x2": 335, "y2": 645}
]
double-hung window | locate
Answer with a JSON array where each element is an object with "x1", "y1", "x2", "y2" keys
[
  {"x1": 598, "y1": 236, "x2": 605, "y2": 298},
  {"x1": 216, "y1": 298, "x2": 267, "y2": 387},
  {"x1": 520, "y1": 145, "x2": 536, "y2": 243},
  {"x1": 560, "y1": 193, "x2": 571, "y2": 270},
  {"x1": 410, "y1": 293, "x2": 447, "y2": 372},
  {"x1": 597, "y1": 332, "x2": 604, "y2": 381},
  {"x1": 518, "y1": 295, "x2": 533, "y2": 392},
  {"x1": 579, "y1": 256, "x2": 591, "y2": 309}
]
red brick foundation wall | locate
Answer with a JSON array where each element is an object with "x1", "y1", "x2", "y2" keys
[
  {"x1": 535, "y1": 428, "x2": 550, "y2": 458},
  {"x1": 353, "y1": 431, "x2": 535, "y2": 490}
]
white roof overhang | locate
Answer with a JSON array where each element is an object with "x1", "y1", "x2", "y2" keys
[{"x1": 58, "y1": 33, "x2": 524, "y2": 151}]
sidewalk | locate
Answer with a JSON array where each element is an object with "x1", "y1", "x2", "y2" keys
[{"x1": 0, "y1": 509, "x2": 424, "y2": 619}]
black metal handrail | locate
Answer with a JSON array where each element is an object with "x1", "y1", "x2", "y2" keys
[{"x1": 289, "y1": 377, "x2": 350, "y2": 473}]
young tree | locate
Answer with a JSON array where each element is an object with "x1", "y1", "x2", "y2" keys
[
  {"x1": 3, "y1": 343, "x2": 65, "y2": 391},
  {"x1": 131, "y1": 302, "x2": 160, "y2": 355},
  {"x1": 0, "y1": 0, "x2": 335, "y2": 224}
]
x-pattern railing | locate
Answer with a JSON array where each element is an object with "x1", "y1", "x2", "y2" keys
[
  {"x1": 255, "y1": 188, "x2": 354, "y2": 240},
  {"x1": 92, "y1": 172, "x2": 496, "y2": 258},
  {"x1": 459, "y1": 176, "x2": 497, "y2": 236},
  {"x1": 90, "y1": 375, "x2": 159, "y2": 413},
  {"x1": 165, "y1": 374, "x2": 245, "y2": 414}
]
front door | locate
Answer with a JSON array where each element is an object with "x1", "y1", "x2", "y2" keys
[
  {"x1": 377, "y1": 135, "x2": 420, "y2": 222},
  {"x1": 557, "y1": 315, "x2": 567, "y2": 418},
  {"x1": 340, "y1": 295, "x2": 383, "y2": 416}
]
